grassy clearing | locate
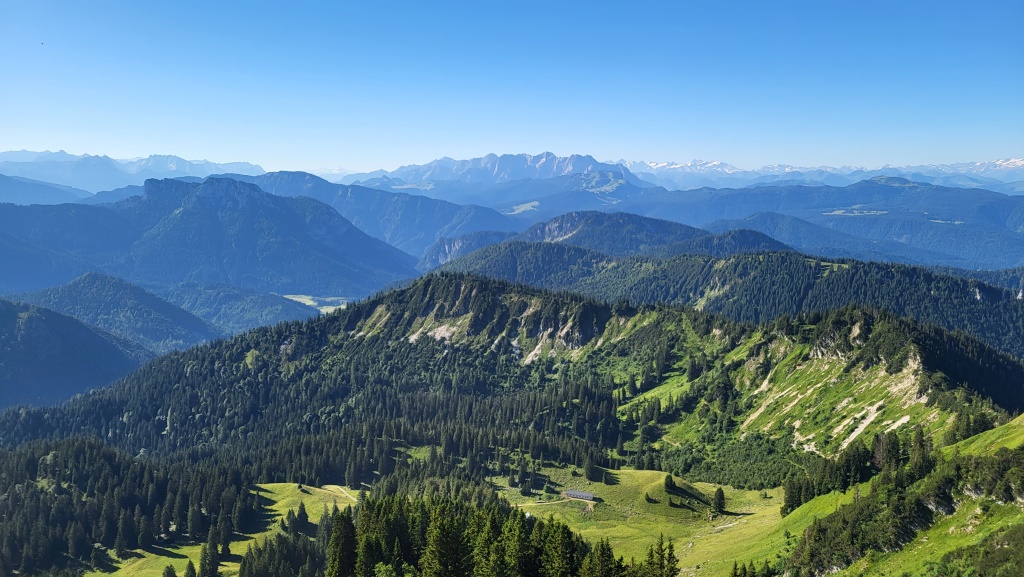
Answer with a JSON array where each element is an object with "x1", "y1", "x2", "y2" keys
[
  {"x1": 85, "y1": 484, "x2": 357, "y2": 577},
  {"x1": 258, "y1": 483, "x2": 358, "y2": 524},
  {"x1": 282, "y1": 295, "x2": 349, "y2": 314},
  {"x1": 491, "y1": 466, "x2": 855, "y2": 576}
]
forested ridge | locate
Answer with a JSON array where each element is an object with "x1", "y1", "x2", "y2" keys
[
  {"x1": 443, "y1": 243, "x2": 1024, "y2": 360},
  {"x1": 2, "y1": 274, "x2": 1023, "y2": 576},
  {"x1": 8, "y1": 272, "x2": 222, "y2": 355},
  {"x1": 0, "y1": 299, "x2": 150, "y2": 408}
]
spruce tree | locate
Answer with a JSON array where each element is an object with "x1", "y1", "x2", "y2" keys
[
  {"x1": 714, "y1": 487, "x2": 726, "y2": 513},
  {"x1": 420, "y1": 504, "x2": 470, "y2": 577},
  {"x1": 326, "y1": 510, "x2": 357, "y2": 577}
]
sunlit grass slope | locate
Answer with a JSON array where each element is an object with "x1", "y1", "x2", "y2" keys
[{"x1": 86, "y1": 484, "x2": 357, "y2": 577}]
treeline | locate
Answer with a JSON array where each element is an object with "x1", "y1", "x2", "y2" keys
[
  {"x1": 0, "y1": 438, "x2": 258, "y2": 576},
  {"x1": 239, "y1": 493, "x2": 681, "y2": 577}
]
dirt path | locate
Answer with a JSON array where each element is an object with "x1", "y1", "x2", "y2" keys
[{"x1": 321, "y1": 484, "x2": 359, "y2": 503}]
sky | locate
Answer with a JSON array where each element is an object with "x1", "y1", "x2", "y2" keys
[{"x1": 1, "y1": 0, "x2": 1022, "y2": 173}]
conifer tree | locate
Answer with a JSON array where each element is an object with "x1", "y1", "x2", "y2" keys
[
  {"x1": 420, "y1": 504, "x2": 470, "y2": 577},
  {"x1": 714, "y1": 487, "x2": 726, "y2": 513},
  {"x1": 326, "y1": 510, "x2": 357, "y2": 577}
]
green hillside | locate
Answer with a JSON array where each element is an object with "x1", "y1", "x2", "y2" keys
[{"x1": 87, "y1": 483, "x2": 357, "y2": 577}]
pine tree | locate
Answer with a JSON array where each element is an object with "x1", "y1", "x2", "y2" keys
[
  {"x1": 501, "y1": 509, "x2": 534, "y2": 577},
  {"x1": 714, "y1": 487, "x2": 726, "y2": 513},
  {"x1": 356, "y1": 534, "x2": 383, "y2": 577},
  {"x1": 326, "y1": 510, "x2": 357, "y2": 577},
  {"x1": 184, "y1": 560, "x2": 198, "y2": 577},
  {"x1": 163, "y1": 565, "x2": 178, "y2": 577},
  {"x1": 540, "y1": 522, "x2": 577, "y2": 577},
  {"x1": 420, "y1": 504, "x2": 470, "y2": 577},
  {"x1": 199, "y1": 527, "x2": 219, "y2": 577},
  {"x1": 580, "y1": 539, "x2": 621, "y2": 577}
]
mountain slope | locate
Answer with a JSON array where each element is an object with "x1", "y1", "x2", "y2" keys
[
  {"x1": 0, "y1": 300, "x2": 150, "y2": 408},
  {"x1": 0, "y1": 231, "x2": 92, "y2": 293},
  {"x1": 2, "y1": 274, "x2": 1022, "y2": 576},
  {"x1": 10, "y1": 273, "x2": 223, "y2": 354},
  {"x1": 0, "y1": 173, "x2": 91, "y2": 204},
  {"x1": 418, "y1": 230, "x2": 517, "y2": 270},
  {"x1": 418, "y1": 212, "x2": 790, "y2": 271},
  {"x1": 705, "y1": 212, "x2": 976, "y2": 266},
  {"x1": 936, "y1": 265, "x2": 1024, "y2": 293},
  {"x1": 404, "y1": 175, "x2": 1024, "y2": 268},
  {"x1": 3, "y1": 273, "x2": 1020, "y2": 451},
  {"x1": 250, "y1": 171, "x2": 522, "y2": 257},
  {"x1": 152, "y1": 281, "x2": 318, "y2": 334},
  {"x1": 628, "y1": 178, "x2": 1024, "y2": 268},
  {"x1": 443, "y1": 244, "x2": 1024, "y2": 360},
  {"x1": 0, "y1": 177, "x2": 418, "y2": 296},
  {"x1": 107, "y1": 178, "x2": 418, "y2": 295},
  {"x1": 515, "y1": 211, "x2": 709, "y2": 255}
]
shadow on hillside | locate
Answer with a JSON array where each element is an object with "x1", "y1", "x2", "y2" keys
[
  {"x1": 669, "y1": 482, "x2": 709, "y2": 505},
  {"x1": 249, "y1": 490, "x2": 280, "y2": 533},
  {"x1": 143, "y1": 545, "x2": 186, "y2": 559}
]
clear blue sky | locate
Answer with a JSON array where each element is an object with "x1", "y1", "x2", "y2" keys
[{"x1": 1, "y1": 1, "x2": 1021, "y2": 172}]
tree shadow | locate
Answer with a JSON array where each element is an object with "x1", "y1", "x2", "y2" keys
[
  {"x1": 668, "y1": 482, "x2": 709, "y2": 505},
  {"x1": 142, "y1": 545, "x2": 187, "y2": 560}
]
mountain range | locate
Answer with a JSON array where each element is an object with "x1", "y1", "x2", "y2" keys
[
  {"x1": 236, "y1": 171, "x2": 523, "y2": 258},
  {"x1": 4, "y1": 148, "x2": 1024, "y2": 577},
  {"x1": 340, "y1": 152, "x2": 643, "y2": 186},
  {"x1": 419, "y1": 211, "x2": 790, "y2": 268},
  {"x1": 332, "y1": 151, "x2": 1024, "y2": 194},
  {"x1": 619, "y1": 157, "x2": 1024, "y2": 192},
  {"x1": 3, "y1": 273, "x2": 1023, "y2": 575},
  {"x1": 0, "y1": 150, "x2": 264, "y2": 192},
  {"x1": 6, "y1": 148, "x2": 1024, "y2": 270}
]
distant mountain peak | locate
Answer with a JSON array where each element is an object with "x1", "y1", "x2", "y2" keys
[{"x1": 345, "y1": 152, "x2": 633, "y2": 186}]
